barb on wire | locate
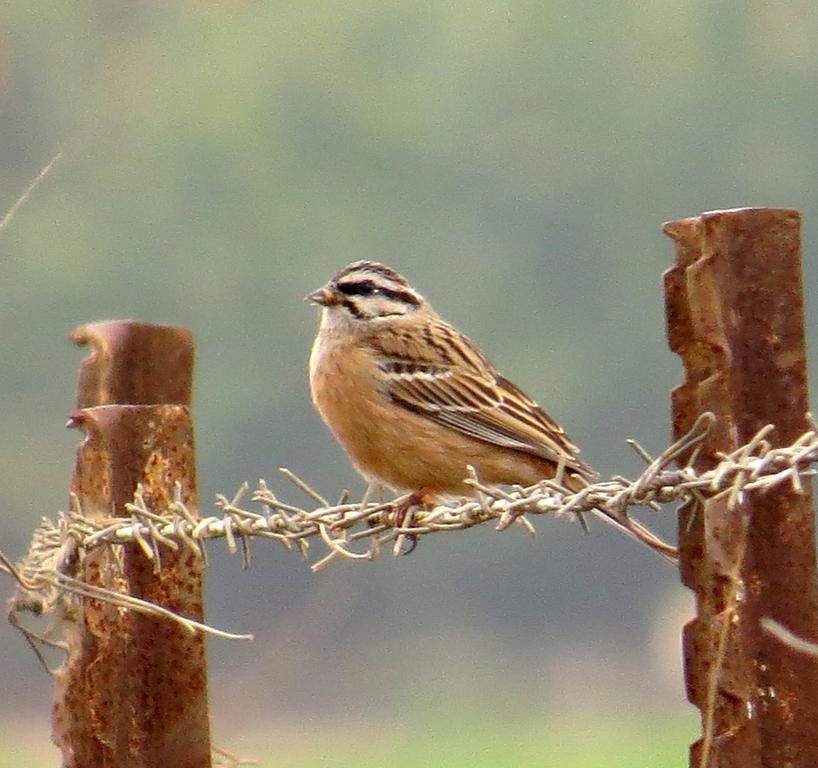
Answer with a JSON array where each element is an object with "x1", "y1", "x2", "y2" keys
[{"x1": 5, "y1": 412, "x2": 818, "y2": 649}]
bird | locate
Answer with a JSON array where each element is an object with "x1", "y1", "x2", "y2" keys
[{"x1": 306, "y1": 260, "x2": 674, "y2": 557}]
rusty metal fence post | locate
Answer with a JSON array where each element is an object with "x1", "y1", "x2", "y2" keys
[
  {"x1": 664, "y1": 208, "x2": 818, "y2": 767},
  {"x1": 52, "y1": 321, "x2": 211, "y2": 768}
]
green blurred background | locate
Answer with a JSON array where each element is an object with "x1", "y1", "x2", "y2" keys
[{"x1": 2, "y1": 2, "x2": 817, "y2": 765}]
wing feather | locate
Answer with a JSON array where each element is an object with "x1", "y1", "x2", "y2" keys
[{"x1": 368, "y1": 319, "x2": 593, "y2": 476}]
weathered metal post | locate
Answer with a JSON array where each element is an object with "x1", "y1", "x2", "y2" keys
[
  {"x1": 664, "y1": 208, "x2": 818, "y2": 767},
  {"x1": 52, "y1": 321, "x2": 211, "y2": 768}
]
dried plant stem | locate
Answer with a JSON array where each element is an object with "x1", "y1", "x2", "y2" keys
[{"x1": 0, "y1": 153, "x2": 62, "y2": 234}]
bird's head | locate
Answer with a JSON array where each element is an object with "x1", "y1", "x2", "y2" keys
[{"x1": 306, "y1": 261, "x2": 426, "y2": 324}]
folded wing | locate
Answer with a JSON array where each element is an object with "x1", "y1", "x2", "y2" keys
[{"x1": 369, "y1": 319, "x2": 594, "y2": 477}]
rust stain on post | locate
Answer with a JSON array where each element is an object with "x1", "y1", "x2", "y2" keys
[
  {"x1": 53, "y1": 321, "x2": 211, "y2": 768},
  {"x1": 664, "y1": 208, "x2": 818, "y2": 767}
]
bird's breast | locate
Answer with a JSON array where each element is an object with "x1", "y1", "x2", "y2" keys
[{"x1": 309, "y1": 333, "x2": 385, "y2": 448}]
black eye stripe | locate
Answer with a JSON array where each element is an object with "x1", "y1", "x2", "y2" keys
[
  {"x1": 390, "y1": 289, "x2": 420, "y2": 306},
  {"x1": 336, "y1": 279, "x2": 377, "y2": 296},
  {"x1": 336, "y1": 279, "x2": 421, "y2": 307}
]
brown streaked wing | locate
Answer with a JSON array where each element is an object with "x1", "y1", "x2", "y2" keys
[{"x1": 368, "y1": 319, "x2": 594, "y2": 476}]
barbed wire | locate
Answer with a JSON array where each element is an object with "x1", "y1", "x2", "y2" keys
[{"x1": 4, "y1": 411, "x2": 818, "y2": 659}]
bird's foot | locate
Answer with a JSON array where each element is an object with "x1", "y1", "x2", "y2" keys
[{"x1": 390, "y1": 488, "x2": 430, "y2": 555}]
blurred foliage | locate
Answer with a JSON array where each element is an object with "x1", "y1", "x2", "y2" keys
[
  {"x1": 2, "y1": 0, "x2": 817, "y2": 760},
  {"x1": 1, "y1": 713, "x2": 695, "y2": 768}
]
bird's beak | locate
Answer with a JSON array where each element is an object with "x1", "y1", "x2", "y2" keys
[{"x1": 305, "y1": 285, "x2": 339, "y2": 307}]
